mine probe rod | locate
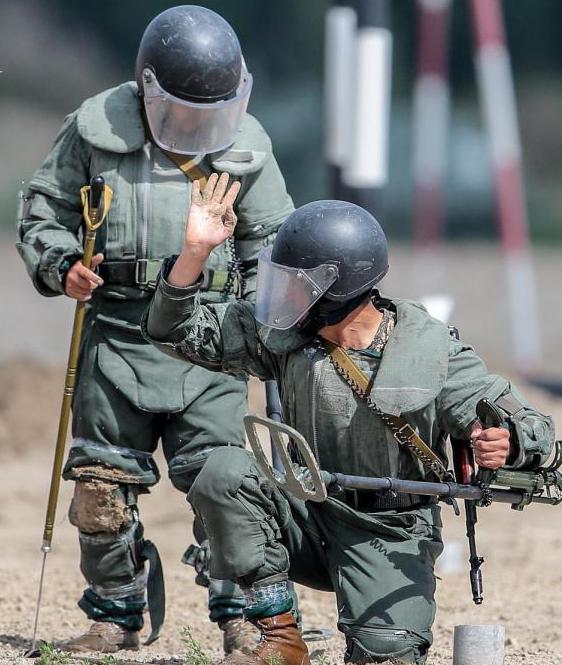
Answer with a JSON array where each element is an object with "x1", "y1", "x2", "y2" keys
[{"x1": 26, "y1": 176, "x2": 113, "y2": 657}]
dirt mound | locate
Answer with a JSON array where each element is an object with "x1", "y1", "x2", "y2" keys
[{"x1": 0, "y1": 359, "x2": 66, "y2": 459}]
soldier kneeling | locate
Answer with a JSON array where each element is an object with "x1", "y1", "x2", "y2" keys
[{"x1": 143, "y1": 175, "x2": 554, "y2": 664}]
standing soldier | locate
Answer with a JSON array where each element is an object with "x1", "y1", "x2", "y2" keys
[
  {"x1": 16, "y1": 5, "x2": 293, "y2": 655},
  {"x1": 144, "y1": 183, "x2": 555, "y2": 665}
]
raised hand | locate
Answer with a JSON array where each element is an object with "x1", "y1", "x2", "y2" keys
[
  {"x1": 184, "y1": 173, "x2": 241, "y2": 253},
  {"x1": 168, "y1": 173, "x2": 241, "y2": 288}
]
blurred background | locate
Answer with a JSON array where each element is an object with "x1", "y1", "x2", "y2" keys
[
  {"x1": 3, "y1": 0, "x2": 562, "y2": 236},
  {"x1": 1, "y1": 0, "x2": 562, "y2": 371},
  {"x1": 2, "y1": 5, "x2": 562, "y2": 662}
]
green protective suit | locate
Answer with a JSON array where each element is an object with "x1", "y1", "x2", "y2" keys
[
  {"x1": 143, "y1": 265, "x2": 555, "y2": 663},
  {"x1": 16, "y1": 82, "x2": 294, "y2": 631}
]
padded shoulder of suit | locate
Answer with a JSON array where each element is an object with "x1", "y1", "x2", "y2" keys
[
  {"x1": 209, "y1": 113, "x2": 273, "y2": 176},
  {"x1": 76, "y1": 81, "x2": 146, "y2": 154}
]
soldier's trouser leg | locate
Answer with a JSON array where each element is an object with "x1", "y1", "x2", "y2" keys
[
  {"x1": 163, "y1": 371, "x2": 249, "y2": 623},
  {"x1": 189, "y1": 447, "x2": 444, "y2": 664},
  {"x1": 68, "y1": 336, "x2": 248, "y2": 630},
  {"x1": 67, "y1": 355, "x2": 161, "y2": 633},
  {"x1": 68, "y1": 477, "x2": 148, "y2": 631}
]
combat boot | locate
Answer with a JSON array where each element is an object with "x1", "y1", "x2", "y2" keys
[
  {"x1": 61, "y1": 621, "x2": 140, "y2": 653},
  {"x1": 220, "y1": 611, "x2": 310, "y2": 665},
  {"x1": 219, "y1": 616, "x2": 260, "y2": 655}
]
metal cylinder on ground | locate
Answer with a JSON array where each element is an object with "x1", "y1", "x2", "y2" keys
[{"x1": 453, "y1": 624, "x2": 505, "y2": 665}]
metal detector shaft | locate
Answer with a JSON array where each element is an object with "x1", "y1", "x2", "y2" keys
[
  {"x1": 329, "y1": 472, "x2": 555, "y2": 507},
  {"x1": 265, "y1": 381, "x2": 283, "y2": 470}
]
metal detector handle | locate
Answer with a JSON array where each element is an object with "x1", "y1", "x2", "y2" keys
[
  {"x1": 265, "y1": 381, "x2": 284, "y2": 473},
  {"x1": 475, "y1": 398, "x2": 509, "y2": 486}
]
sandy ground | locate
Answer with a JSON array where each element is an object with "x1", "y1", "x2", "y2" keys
[
  {"x1": 0, "y1": 363, "x2": 561, "y2": 664},
  {"x1": 1, "y1": 240, "x2": 562, "y2": 664}
]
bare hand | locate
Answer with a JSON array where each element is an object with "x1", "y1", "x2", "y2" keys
[
  {"x1": 471, "y1": 421, "x2": 511, "y2": 469},
  {"x1": 64, "y1": 253, "x2": 104, "y2": 301},
  {"x1": 184, "y1": 173, "x2": 241, "y2": 253}
]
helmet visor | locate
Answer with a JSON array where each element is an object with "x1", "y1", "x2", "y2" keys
[
  {"x1": 255, "y1": 247, "x2": 339, "y2": 330},
  {"x1": 142, "y1": 67, "x2": 252, "y2": 155}
]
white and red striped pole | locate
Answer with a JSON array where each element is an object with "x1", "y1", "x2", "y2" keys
[
  {"x1": 412, "y1": 0, "x2": 451, "y2": 249},
  {"x1": 469, "y1": 0, "x2": 542, "y2": 375}
]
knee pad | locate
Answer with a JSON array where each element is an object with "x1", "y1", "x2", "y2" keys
[
  {"x1": 69, "y1": 478, "x2": 132, "y2": 534},
  {"x1": 70, "y1": 471, "x2": 146, "y2": 596},
  {"x1": 188, "y1": 447, "x2": 254, "y2": 509},
  {"x1": 343, "y1": 625, "x2": 429, "y2": 664}
]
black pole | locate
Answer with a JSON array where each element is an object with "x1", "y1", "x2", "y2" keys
[{"x1": 265, "y1": 381, "x2": 283, "y2": 472}]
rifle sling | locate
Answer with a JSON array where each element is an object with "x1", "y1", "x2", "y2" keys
[
  {"x1": 164, "y1": 151, "x2": 209, "y2": 188},
  {"x1": 324, "y1": 341, "x2": 452, "y2": 482}
]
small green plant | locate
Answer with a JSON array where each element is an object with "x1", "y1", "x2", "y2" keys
[
  {"x1": 263, "y1": 654, "x2": 285, "y2": 665},
  {"x1": 312, "y1": 652, "x2": 331, "y2": 665},
  {"x1": 37, "y1": 642, "x2": 72, "y2": 665},
  {"x1": 98, "y1": 657, "x2": 124, "y2": 665},
  {"x1": 181, "y1": 625, "x2": 212, "y2": 665}
]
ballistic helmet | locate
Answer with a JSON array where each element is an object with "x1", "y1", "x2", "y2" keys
[
  {"x1": 255, "y1": 200, "x2": 389, "y2": 330},
  {"x1": 135, "y1": 5, "x2": 252, "y2": 155}
]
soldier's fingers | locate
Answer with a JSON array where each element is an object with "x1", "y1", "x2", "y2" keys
[
  {"x1": 76, "y1": 263, "x2": 103, "y2": 286},
  {"x1": 202, "y1": 173, "x2": 219, "y2": 202},
  {"x1": 90, "y1": 253, "x2": 105, "y2": 269},
  {"x1": 223, "y1": 179, "x2": 241, "y2": 208},
  {"x1": 72, "y1": 271, "x2": 100, "y2": 292},
  {"x1": 67, "y1": 283, "x2": 93, "y2": 300},
  {"x1": 473, "y1": 440, "x2": 507, "y2": 453},
  {"x1": 475, "y1": 449, "x2": 505, "y2": 463},
  {"x1": 476, "y1": 456, "x2": 503, "y2": 469},
  {"x1": 212, "y1": 172, "x2": 230, "y2": 202},
  {"x1": 71, "y1": 272, "x2": 92, "y2": 289},
  {"x1": 191, "y1": 179, "x2": 202, "y2": 205},
  {"x1": 474, "y1": 427, "x2": 507, "y2": 441},
  {"x1": 470, "y1": 421, "x2": 483, "y2": 438}
]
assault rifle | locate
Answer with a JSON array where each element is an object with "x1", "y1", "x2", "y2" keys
[{"x1": 244, "y1": 403, "x2": 562, "y2": 605}]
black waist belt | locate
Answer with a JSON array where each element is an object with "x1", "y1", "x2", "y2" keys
[
  {"x1": 342, "y1": 488, "x2": 435, "y2": 512},
  {"x1": 99, "y1": 260, "x2": 238, "y2": 293},
  {"x1": 98, "y1": 259, "x2": 162, "y2": 290}
]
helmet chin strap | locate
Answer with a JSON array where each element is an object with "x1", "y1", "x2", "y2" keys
[{"x1": 299, "y1": 291, "x2": 371, "y2": 333}]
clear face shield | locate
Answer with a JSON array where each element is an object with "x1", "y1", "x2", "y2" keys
[
  {"x1": 255, "y1": 247, "x2": 339, "y2": 330},
  {"x1": 142, "y1": 66, "x2": 253, "y2": 155}
]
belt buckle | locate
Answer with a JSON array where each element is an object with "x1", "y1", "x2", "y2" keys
[
  {"x1": 135, "y1": 259, "x2": 149, "y2": 288},
  {"x1": 135, "y1": 259, "x2": 159, "y2": 290}
]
